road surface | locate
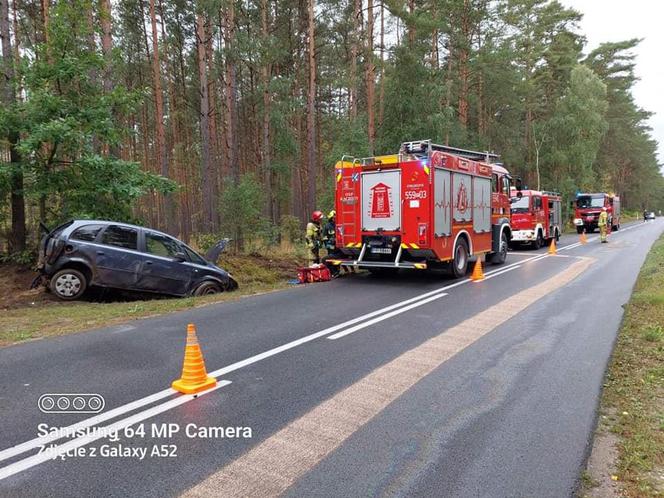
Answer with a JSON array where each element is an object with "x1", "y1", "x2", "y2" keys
[{"x1": 0, "y1": 219, "x2": 662, "y2": 498}]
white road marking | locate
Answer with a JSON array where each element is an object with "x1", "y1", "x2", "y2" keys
[
  {"x1": 483, "y1": 265, "x2": 521, "y2": 280},
  {"x1": 0, "y1": 381, "x2": 232, "y2": 481},
  {"x1": 326, "y1": 293, "x2": 449, "y2": 340}
]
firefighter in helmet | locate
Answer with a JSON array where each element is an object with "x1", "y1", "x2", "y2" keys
[
  {"x1": 322, "y1": 210, "x2": 337, "y2": 254},
  {"x1": 598, "y1": 207, "x2": 609, "y2": 243},
  {"x1": 306, "y1": 210, "x2": 324, "y2": 264}
]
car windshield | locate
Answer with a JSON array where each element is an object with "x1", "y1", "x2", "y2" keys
[
  {"x1": 576, "y1": 195, "x2": 604, "y2": 209},
  {"x1": 511, "y1": 195, "x2": 530, "y2": 213}
]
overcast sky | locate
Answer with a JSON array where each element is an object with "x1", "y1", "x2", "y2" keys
[{"x1": 561, "y1": 0, "x2": 664, "y2": 164}]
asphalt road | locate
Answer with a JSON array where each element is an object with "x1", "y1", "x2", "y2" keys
[{"x1": 0, "y1": 219, "x2": 662, "y2": 498}]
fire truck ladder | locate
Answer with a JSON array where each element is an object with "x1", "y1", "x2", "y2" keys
[{"x1": 400, "y1": 140, "x2": 500, "y2": 163}]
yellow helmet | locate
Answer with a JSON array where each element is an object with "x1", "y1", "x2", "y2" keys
[{"x1": 328, "y1": 210, "x2": 336, "y2": 218}]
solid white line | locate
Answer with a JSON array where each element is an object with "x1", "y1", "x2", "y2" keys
[
  {"x1": 0, "y1": 381, "x2": 232, "y2": 482},
  {"x1": 482, "y1": 265, "x2": 521, "y2": 280},
  {"x1": 327, "y1": 293, "x2": 449, "y2": 340}
]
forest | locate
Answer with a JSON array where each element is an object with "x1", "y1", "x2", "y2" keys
[{"x1": 1, "y1": 0, "x2": 663, "y2": 257}]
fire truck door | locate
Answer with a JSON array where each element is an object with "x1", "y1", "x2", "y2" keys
[{"x1": 361, "y1": 170, "x2": 401, "y2": 232}]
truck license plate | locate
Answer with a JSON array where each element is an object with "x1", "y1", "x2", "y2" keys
[{"x1": 370, "y1": 247, "x2": 392, "y2": 254}]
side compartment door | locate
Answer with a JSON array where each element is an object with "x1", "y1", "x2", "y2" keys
[
  {"x1": 434, "y1": 168, "x2": 452, "y2": 237},
  {"x1": 472, "y1": 176, "x2": 491, "y2": 233}
]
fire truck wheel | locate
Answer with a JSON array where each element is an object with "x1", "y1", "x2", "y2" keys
[
  {"x1": 533, "y1": 231, "x2": 544, "y2": 249},
  {"x1": 450, "y1": 238, "x2": 469, "y2": 278},
  {"x1": 491, "y1": 232, "x2": 508, "y2": 265}
]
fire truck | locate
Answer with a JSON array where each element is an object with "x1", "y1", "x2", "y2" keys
[
  {"x1": 573, "y1": 193, "x2": 621, "y2": 234},
  {"x1": 509, "y1": 189, "x2": 562, "y2": 249},
  {"x1": 328, "y1": 140, "x2": 516, "y2": 277}
]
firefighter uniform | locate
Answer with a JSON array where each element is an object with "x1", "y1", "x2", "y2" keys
[
  {"x1": 323, "y1": 211, "x2": 337, "y2": 254},
  {"x1": 306, "y1": 211, "x2": 324, "y2": 264},
  {"x1": 598, "y1": 209, "x2": 608, "y2": 243}
]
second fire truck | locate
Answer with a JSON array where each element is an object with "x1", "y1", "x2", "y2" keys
[
  {"x1": 509, "y1": 189, "x2": 562, "y2": 249},
  {"x1": 329, "y1": 140, "x2": 517, "y2": 277}
]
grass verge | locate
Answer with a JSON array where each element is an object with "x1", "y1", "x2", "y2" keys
[
  {"x1": 0, "y1": 252, "x2": 303, "y2": 347},
  {"x1": 583, "y1": 232, "x2": 664, "y2": 497}
]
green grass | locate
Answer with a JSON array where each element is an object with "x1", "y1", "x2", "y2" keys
[
  {"x1": 0, "y1": 253, "x2": 303, "y2": 347},
  {"x1": 596, "y1": 233, "x2": 664, "y2": 497}
]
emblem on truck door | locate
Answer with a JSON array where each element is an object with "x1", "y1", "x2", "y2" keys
[
  {"x1": 370, "y1": 182, "x2": 393, "y2": 218},
  {"x1": 456, "y1": 182, "x2": 469, "y2": 214}
]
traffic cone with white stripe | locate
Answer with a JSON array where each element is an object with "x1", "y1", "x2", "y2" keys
[
  {"x1": 172, "y1": 324, "x2": 217, "y2": 394},
  {"x1": 470, "y1": 259, "x2": 485, "y2": 282},
  {"x1": 548, "y1": 238, "x2": 557, "y2": 255}
]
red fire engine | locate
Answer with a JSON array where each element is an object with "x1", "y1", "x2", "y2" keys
[
  {"x1": 509, "y1": 189, "x2": 562, "y2": 249},
  {"x1": 329, "y1": 141, "x2": 516, "y2": 277},
  {"x1": 573, "y1": 193, "x2": 621, "y2": 234}
]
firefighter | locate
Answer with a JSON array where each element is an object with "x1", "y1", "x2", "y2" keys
[
  {"x1": 306, "y1": 210, "x2": 324, "y2": 264},
  {"x1": 598, "y1": 207, "x2": 609, "y2": 243},
  {"x1": 323, "y1": 210, "x2": 337, "y2": 254},
  {"x1": 644, "y1": 209, "x2": 648, "y2": 222}
]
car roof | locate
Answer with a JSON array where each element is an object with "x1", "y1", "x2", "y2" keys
[{"x1": 66, "y1": 220, "x2": 172, "y2": 238}]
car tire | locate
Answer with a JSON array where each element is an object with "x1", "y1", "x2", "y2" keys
[
  {"x1": 193, "y1": 281, "x2": 223, "y2": 296},
  {"x1": 50, "y1": 268, "x2": 87, "y2": 301},
  {"x1": 450, "y1": 238, "x2": 469, "y2": 278}
]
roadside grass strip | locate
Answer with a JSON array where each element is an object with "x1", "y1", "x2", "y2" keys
[
  {"x1": 184, "y1": 258, "x2": 593, "y2": 497},
  {"x1": 585, "y1": 232, "x2": 664, "y2": 497}
]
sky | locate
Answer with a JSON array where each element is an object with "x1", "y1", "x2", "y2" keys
[{"x1": 561, "y1": 0, "x2": 664, "y2": 165}]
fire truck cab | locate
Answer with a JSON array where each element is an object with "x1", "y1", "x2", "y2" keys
[
  {"x1": 509, "y1": 189, "x2": 562, "y2": 249},
  {"x1": 330, "y1": 140, "x2": 515, "y2": 277},
  {"x1": 573, "y1": 193, "x2": 621, "y2": 234}
]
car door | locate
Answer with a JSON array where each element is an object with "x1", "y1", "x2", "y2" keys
[
  {"x1": 95, "y1": 225, "x2": 142, "y2": 289},
  {"x1": 138, "y1": 231, "x2": 193, "y2": 295}
]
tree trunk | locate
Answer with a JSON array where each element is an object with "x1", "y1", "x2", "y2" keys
[
  {"x1": 378, "y1": 2, "x2": 384, "y2": 130},
  {"x1": 366, "y1": 0, "x2": 375, "y2": 154},
  {"x1": 261, "y1": 0, "x2": 273, "y2": 222},
  {"x1": 306, "y1": 0, "x2": 316, "y2": 215},
  {"x1": 349, "y1": 0, "x2": 360, "y2": 120},
  {"x1": 196, "y1": 11, "x2": 215, "y2": 232},
  {"x1": 1, "y1": 0, "x2": 25, "y2": 253},
  {"x1": 457, "y1": 0, "x2": 470, "y2": 129},
  {"x1": 149, "y1": 0, "x2": 173, "y2": 233},
  {"x1": 223, "y1": 2, "x2": 239, "y2": 183}
]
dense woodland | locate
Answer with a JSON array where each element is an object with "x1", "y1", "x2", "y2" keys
[{"x1": 1, "y1": 0, "x2": 663, "y2": 256}]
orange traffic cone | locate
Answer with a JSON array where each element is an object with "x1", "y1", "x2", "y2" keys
[
  {"x1": 580, "y1": 230, "x2": 587, "y2": 245},
  {"x1": 548, "y1": 238, "x2": 557, "y2": 255},
  {"x1": 470, "y1": 259, "x2": 484, "y2": 282},
  {"x1": 172, "y1": 324, "x2": 217, "y2": 394}
]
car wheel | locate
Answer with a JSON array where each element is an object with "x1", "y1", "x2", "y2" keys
[
  {"x1": 50, "y1": 269, "x2": 87, "y2": 301},
  {"x1": 450, "y1": 238, "x2": 469, "y2": 278},
  {"x1": 193, "y1": 281, "x2": 223, "y2": 296}
]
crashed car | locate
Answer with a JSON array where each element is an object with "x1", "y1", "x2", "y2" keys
[{"x1": 37, "y1": 220, "x2": 238, "y2": 301}]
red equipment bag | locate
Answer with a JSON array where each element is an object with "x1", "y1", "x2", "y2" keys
[{"x1": 297, "y1": 265, "x2": 331, "y2": 283}]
